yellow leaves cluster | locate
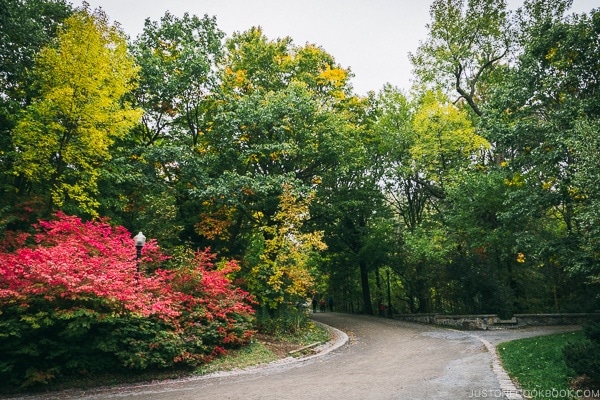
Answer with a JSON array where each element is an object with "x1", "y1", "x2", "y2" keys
[
  {"x1": 567, "y1": 186, "x2": 587, "y2": 201},
  {"x1": 542, "y1": 180, "x2": 555, "y2": 190},
  {"x1": 222, "y1": 30, "x2": 350, "y2": 100},
  {"x1": 410, "y1": 91, "x2": 489, "y2": 174},
  {"x1": 316, "y1": 65, "x2": 347, "y2": 100},
  {"x1": 224, "y1": 67, "x2": 249, "y2": 90},
  {"x1": 195, "y1": 205, "x2": 235, "y2": 240},
  {"x1": 545, "y1": 47, "x2": 558, "y2": 61},
  {"x1": 317, "y1": 65, "x2": 347, "y2": 88},
  {"x1": 248, "y1": 183, "x2": 327, "y2": 310},
  {"x1": 504, "y1": 173, "x2": 524, "y2": 187}
]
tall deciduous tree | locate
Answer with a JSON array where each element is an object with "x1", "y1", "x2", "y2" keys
[
  {"x1": 410, "y1": 0, "x2": 512, "y2": 115},
  {"x1": 311, "y1": 91, "x2": 391, "y2": 315},
  {"x1": 11, "y1": 7, "x2": 141, "y2": 217},
  {"x1": 189, "y1": 29, "x2": 353, "y2": 253},
  {"x1": 194, "y1": 27, "x2": 373, "y2": 313},
  {"x1": 480, "y1": 5, "x2": 600, "y2": 311},
  {"x1": 98, "y1": 12, "x2": 224, "y2": 245},
  {"x1": 132, "y1": 12, "x2": 224, "y2": 147},
  {"x1": 0, "y1": 0, "x2": 72, "y2": 125},
  {"x1": 374, "y1": 85, "x2": 490, "y2": 313}
]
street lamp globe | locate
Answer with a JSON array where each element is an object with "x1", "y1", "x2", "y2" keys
[
  {"x1": 133, "y1": 232, "x2": 146, "y2": 268},
  {"x1": 133, "y1": 231, "x2": 146, "y2": 248}
]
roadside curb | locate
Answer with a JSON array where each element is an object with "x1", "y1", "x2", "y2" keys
[
  {"x1": 179, "y1": 320, "x2": 348, "y2": 377},
  {"x1": 307, "y1": 320, "x2": 350, "y2": 359},
  {"x1": 229, "y1": 320, "x2": 348, "y2": 370},
  {"x1": 478, "y1": 337, "x2": 524, "y2": 400},
  {"x1": 466, "y1": 332, "x2": 524, "y2": 400}
]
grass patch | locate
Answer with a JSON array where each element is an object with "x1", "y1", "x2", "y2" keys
[
  {"x1": 273, "y1": 319, "x2": 331, "y2": 346},
  {"x1": 498, "y1": 330, "x2": 585, "y2": 399},
  {"x1": 196, "y1": 341, "x2": 280, "y2": 375},
  {"x1": 198, "y1": 320, "x2": 331, "y2": 372},
  {"x1": 196, "y1": 321, "x2": 331, "y2": 374}
]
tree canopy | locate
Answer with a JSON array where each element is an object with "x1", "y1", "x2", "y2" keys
[{"x1": 1, "y1": 0, "x2": 598, "y2": 337}]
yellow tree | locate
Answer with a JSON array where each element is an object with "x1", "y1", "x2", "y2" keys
[
  {"x1": 12, "y1": 7, "x2": 141, "y2": 216},
  {"x1": 246, "y1": 183, "x2": 327, "y2": 312},
  {"x1": 221, "y1": 27, "x2": 351, "y2": 100},
  {"x1": 411, "y1": 91, "x2": 489, "y2": 189}
]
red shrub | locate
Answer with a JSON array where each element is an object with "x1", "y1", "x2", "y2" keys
[
  {"x1": 0, "y1": 213, "x2": 255, "y2": 387},
  {"x1": 0, "y1": 212, "x2": 176, "y2": 319}
]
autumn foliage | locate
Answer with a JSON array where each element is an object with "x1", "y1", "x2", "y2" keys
[{"x1": 0, "y1": 213, "x2": 255, "y2": 387}]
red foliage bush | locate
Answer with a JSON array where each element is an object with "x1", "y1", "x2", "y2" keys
[{"x1": 0, "y1": 212, "x2": 255, "y2": 387}]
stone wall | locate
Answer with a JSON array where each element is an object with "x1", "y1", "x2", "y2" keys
[{"x1": 394, "y1": 313, "x2": 599, "y2": 330}]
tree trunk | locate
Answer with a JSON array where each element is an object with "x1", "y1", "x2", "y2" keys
[{"x1": 360, "y1": 260, "x2": 374, "y2": 315}]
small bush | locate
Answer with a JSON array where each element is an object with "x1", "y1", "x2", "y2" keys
[
  {"x1": 582, "y1": 320, "x2": 600, "y2": 343},
  {"x1": 254, "y1": 305, "x2": 310, "y2": 336},
  {"x1": 563, "y1": 321, "x2": 600, "y2": 382}
]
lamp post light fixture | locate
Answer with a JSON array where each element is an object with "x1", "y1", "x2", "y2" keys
[{"x1": 133, "y1": 231, "x2": 146, "y2": 272}]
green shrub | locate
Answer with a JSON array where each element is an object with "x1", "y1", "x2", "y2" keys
[
  {"x1": 563, "y1": 321, "x2": 600, "y2": 382},
  {"x1": 254, "y1": 305, "x2": 310, "y2": 336}
]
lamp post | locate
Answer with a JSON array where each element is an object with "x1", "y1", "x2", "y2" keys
[
  {"x1": 386, "y1": 269, "x2": 392, "y2": 318},
  {"x1": 133, "y1": 231, "x2": 146, "y2": 273}
]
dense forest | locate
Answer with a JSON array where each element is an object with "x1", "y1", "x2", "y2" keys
[{"x1": 1, "y1": 0, "x2": 599, "y2": 323}]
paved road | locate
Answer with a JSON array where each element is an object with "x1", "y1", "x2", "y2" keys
[{"x1": 27, "y1": 313, "x2": 579, "y2": 400}]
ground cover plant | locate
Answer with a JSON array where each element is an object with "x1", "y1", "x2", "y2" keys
[
  {"x1": 498, "y1": 331, "x2": 597, "y2": 399},
  {"x1": 0, "y1": 213, "x2": 255, "y2": 391}
]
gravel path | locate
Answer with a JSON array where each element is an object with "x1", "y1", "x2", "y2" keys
[{"x1": 18, "y1": 313, "x2": 580, "y2": 400}]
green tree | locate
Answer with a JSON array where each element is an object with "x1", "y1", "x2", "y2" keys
[
  {"x1": 443, "y1": 168, "x2": 525, "y2": 315},
  {"x1": 187, "y1": 29, "x2": 354, "y2": 256},
  {"x1": 0, "y1": 0, "x2": 72, "y2": 128},
  {"x1": 373, "y1": 86, "x2": 490, "y2": 313},
  {"x1": 311, "y1": 92, "x2": 392, "y2": 315},
  {"x1": 410, "y1": 0, "x2": 512, "y2": 116},
  {"x1": 573, "y1": 119, "x2": 600, "y2": 287},
  {"x1": 97, "y1": 11, "x2": 225, "y2": 244},
  {"x1": 11, "y1": 7, "x2": 141, "y2": 217},
  {"x1": 132, "y1": 12, "x2": 224, "y2": 147},
  {"x1": 479, "y1": 5, "x2": 600, "y2": 311},
  {"x1": 221, "y1": 27, "x2": 351, "y2": 100},
  {"x1": 411, "y1": 90, "x2": 489, "y2": 188},
  {"x1": 319, "y1": 177, "x2": 388, "y2": 315}
]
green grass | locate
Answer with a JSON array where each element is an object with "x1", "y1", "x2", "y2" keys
[
  {"x1": 498, "y1": 330, "x2": 585, "y2": 399},
  {"x1": 198, "y1": 320, "x2": 331, "y2": 373},
  {"x1": 196, "y1": 341, "x2": 280, "y2": 375},
  {"x1": 274, "y1": 319, "x2": 332, "y2": 345}
]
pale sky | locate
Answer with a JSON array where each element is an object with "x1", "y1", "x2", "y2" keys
[{"x1": 73, "y1": 0, "x2": 598, "y2": 96}]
